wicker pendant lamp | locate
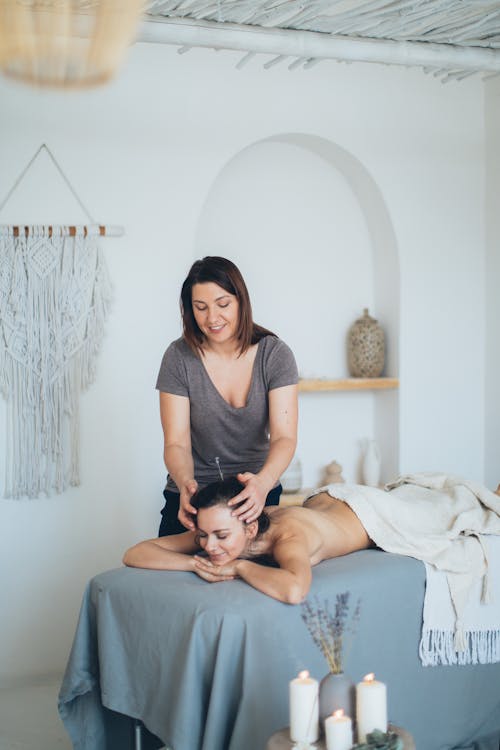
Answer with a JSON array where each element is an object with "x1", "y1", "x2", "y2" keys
[{"x1": 0, "y1": 0, "x2": 144, "y2": 88}]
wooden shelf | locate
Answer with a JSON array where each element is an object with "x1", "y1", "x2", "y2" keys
[
  {"x1": 279, "y1": 491, "x2": 309, "y2": 506},
  {"x1": 298, "y1": 377, "x2": 399, "y2": 392}
]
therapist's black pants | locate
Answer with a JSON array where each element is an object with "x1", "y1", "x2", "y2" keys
[{"x1": 158, "y1": 483, "x2": 283, "y2": 537}]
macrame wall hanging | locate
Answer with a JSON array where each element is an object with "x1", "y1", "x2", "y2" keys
[{"x1": 0, "y1": 144, "x2": 123, "y2": 499}]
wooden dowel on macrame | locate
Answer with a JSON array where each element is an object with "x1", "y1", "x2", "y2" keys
[{"x1": 2, "y1": 225, "x2": 124, "y2": 238}]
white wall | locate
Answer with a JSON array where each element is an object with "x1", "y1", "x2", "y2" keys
[
  {"x1": 195, "y1": 137, "x2": 385, "y2": 484},
  {"x1": 0, "y1": 41, "x2": 490, "y2": 681},
  {"x1": 485, "y1": 77, "x2": 500, "y2": 490}
]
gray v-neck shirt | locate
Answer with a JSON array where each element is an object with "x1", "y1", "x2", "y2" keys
[{"x1": 156, "y1": 335, "x2": 298, "y2": 491}]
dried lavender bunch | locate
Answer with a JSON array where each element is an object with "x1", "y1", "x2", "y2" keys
[{"x1": 300, "y1": 592, "x2": 361, "y2": 674}]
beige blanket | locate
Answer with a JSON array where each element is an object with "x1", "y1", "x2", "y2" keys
[{"x1": 308, "y1": 473, "x2": 500, "y2": 663}]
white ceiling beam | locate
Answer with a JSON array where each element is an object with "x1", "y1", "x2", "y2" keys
[{"x1": 135, "y1": 15, "x2": 500, "y2": 73}]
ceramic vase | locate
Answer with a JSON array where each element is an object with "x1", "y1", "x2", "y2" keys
[
  {"x1": 281, "y1": 457, "x2": 302, "y2": 493},
  {"x1": 362, "y1": 439, "x2": 381, "y2": 487},
  {"x1": 347, "y1": 308, "x2": 385, "y2": 378},
  {"x1": 319, "y1": 672, "x2": 355, "y2": 726}
]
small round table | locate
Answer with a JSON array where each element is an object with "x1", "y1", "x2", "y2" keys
[{"x1": 266, "y1": 724, "x2": 415, "y2": 750}]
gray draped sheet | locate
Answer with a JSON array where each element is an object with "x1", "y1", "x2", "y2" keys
[{"x1": 58, "y1": 549, "x2": 500, "y2": 750}]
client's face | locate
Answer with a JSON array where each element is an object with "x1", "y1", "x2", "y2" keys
[{"x1": 196, "y1": 505, "x2": 251, "y2": 565}]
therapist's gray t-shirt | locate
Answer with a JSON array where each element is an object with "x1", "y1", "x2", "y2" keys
[{"x1": 156, "y1": 335, "x2": 298, "y2": 491}]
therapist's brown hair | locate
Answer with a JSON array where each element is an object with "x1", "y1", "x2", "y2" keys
[{"x1": 180, "y1": 256, "x2": 274, "y2": 355}]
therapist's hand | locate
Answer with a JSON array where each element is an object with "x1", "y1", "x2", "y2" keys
[
  {"x1": 228, "y1": 472, "x2": 268, "y2": 523},
  {"x1": 178, "y1": 479, "x2": 198, "y2": 531}
]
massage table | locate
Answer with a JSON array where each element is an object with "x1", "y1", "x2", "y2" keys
[{"x1": 58, "y1": 549, "x2": 500, "y2": 750}]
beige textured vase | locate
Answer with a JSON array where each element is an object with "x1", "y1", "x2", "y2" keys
[{"x1": 347, "y1": 308, "x2": 385, "y2": 377}]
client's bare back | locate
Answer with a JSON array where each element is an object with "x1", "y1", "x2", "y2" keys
[{"x1": 266, "y1": 492, "x2": 372, "y2": 564}]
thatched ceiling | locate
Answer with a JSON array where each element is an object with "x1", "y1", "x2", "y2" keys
[
  {"x1": 147, "y1": 0, "x2": 500, "y2": 49},
  {"x1": 141, "y1": 1, "x2": 500, "y2": 80}
]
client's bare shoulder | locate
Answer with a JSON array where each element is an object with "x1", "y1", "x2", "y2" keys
[{"x1": 266, "y1": 492, "x2": 372, "y2": 563}]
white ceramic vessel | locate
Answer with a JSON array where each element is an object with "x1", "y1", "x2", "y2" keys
[
  {"x1": 362, "y1": 440, "x2": 381, "y2": 487},
  {"x1": 281, "y1": 458, "x2": 302, "y2": 493}
]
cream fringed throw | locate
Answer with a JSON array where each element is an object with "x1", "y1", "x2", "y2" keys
[
  {"x1": 419, "y1": 535, "x2": 500, "y2": 666},
  {"x1": 0, "y1": 225, "x2": 112, "y2": 498},
  {"x1": 307, "y1": 473, "x2": 500, "y2": 666}
]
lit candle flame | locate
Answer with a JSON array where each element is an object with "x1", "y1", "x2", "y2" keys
[
  {"x1": 363, "y1": 673, "x2": 375, "y2": 682},
  {"x1": 333, "y1": 709, "x2": 345, "y2": 719},
  {"x1": 298, "y1": 670, "x2": 310, "y2": 679}
]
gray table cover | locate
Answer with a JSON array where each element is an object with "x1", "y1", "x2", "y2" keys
[{"x1": 58, "y1": 550, "x2": 500, "y2": 750}]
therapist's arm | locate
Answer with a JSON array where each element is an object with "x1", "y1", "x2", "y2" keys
[
  {"x1": 123, "y1": 531, "x2": 198, "y2": 571},
  {"x1": 159, "y1": 391, "x2": 198, "y2": 530},
  {"x1": 259, "y1": 382, "x2": 298, "y2": 489}
]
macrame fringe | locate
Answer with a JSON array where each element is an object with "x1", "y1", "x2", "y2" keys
[
  {"x1": 0, "y1": 226, "x2": 112, "y2": 499},
  {"x1": 419, "y1": 628, "x2": 500, "y2": 666}
]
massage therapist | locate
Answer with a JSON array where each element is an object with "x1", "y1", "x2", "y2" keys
[{"x1": 156, "y1": 256, "x2": 299, "y2": 536}]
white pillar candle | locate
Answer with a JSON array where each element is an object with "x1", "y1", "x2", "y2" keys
[
  {"x1": 325, "y1": 709, "x2": 353, "y2": 750},
  {"x1": 289, "y1": 670, "x2": 319, "y2": 743},
  {"x1": 356, "y1": 673, "x2": 387, "y2": 743}
]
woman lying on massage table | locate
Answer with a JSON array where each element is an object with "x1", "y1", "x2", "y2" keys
[{"x1": 123, "y1": 476, "x2": 372, "y2": 603}]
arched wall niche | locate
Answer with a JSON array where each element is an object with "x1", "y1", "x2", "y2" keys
[{"x1": 194, "y1": 133, "x2": 400, "y2": 484}]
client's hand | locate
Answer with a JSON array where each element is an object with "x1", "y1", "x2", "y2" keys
[
  {"x1": 228, "y1": 472, "x2": 268, "y2": 523},
  {"x1": 193, "y1": 556, "x2": 238, "y2": 583},
  {"x1": 178, "y1": 479, "x2": 199, "y2": 531}
]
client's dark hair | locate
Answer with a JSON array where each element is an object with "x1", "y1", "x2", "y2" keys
[{"x1": 192, "y1": 477, "x2": 270, "y2": 535}]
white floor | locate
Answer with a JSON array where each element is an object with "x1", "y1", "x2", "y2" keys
[
  {"x1": 0, "y1": 677, "x2": 71, "y2": 750},
  {"x1": 0, "y1": 677, "x2": 171, "y2": 750}
]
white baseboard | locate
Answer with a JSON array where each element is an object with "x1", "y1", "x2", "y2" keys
[{"x1": 0, "y1": 671, "x2": 63, "y2": 690}]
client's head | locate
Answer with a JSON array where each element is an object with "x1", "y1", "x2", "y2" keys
[{"x1": 191, "y1": 477, "x2": 270, "y2": 564}]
